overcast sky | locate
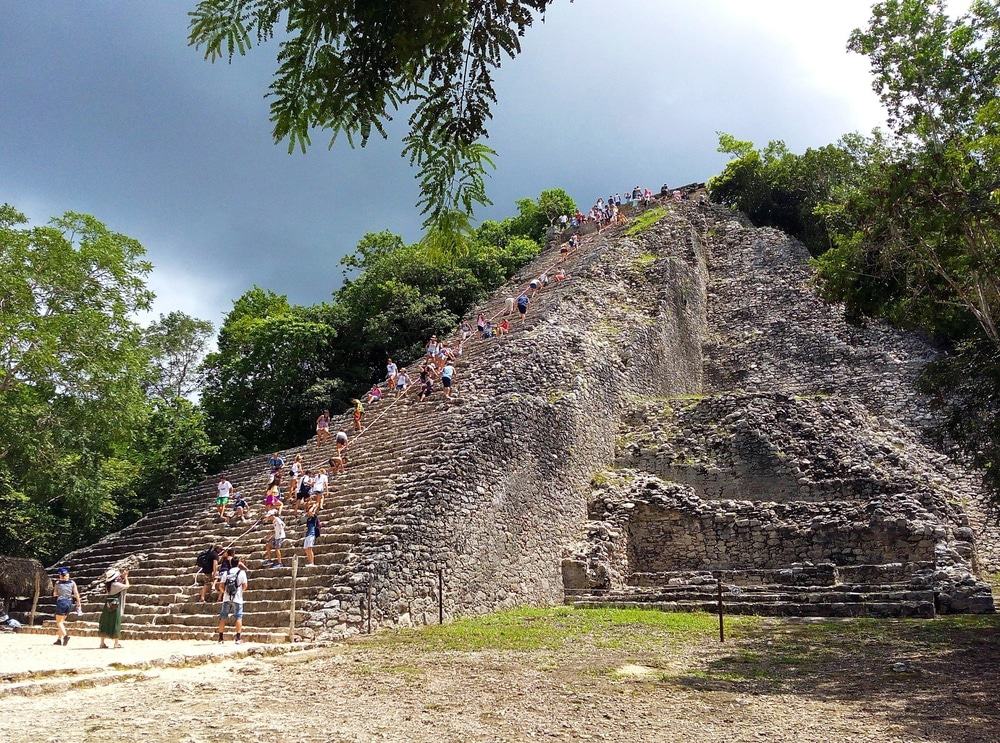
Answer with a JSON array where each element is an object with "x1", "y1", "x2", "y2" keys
[{"x1": 1, "y1": 1, "x2": 887, "y2": 329}]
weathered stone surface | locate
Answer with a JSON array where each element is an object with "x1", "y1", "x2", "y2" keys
[
  {"x1": 563, "y1": 202, "x2": 996, "y2": 618},
  {"x1": 26, "y1": 196, "x2": 997, "y2": 640}
]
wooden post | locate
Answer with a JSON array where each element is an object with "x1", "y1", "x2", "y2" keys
[
  {"x1": 438, "y1": 568, "x2": 444, "y2": 625},
  {"x1": 29, "y1": 571, "x2": 40, "y2": 627},
  {"x1": 366, "y1": 581, "x2": 373, "y2": 635},
  {"x1": 288, "y1": 556, "x2": 299, "y2": 642},
  {"x1": 717, "y1": 576, "x2": 725, "y2": 643}
]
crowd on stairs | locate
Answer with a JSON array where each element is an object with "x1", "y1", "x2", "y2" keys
[{"x1": 38, "y1": 184, "x2": 698, "y2": 646}]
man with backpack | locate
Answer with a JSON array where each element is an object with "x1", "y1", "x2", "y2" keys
[
  {"x1": 215, "y1": 547, "x2": 240, "y2": 602},
  {"x1": 216, "y1": 556, "x2": 248, "y2": 644},
  {"x1": 197, "y1": 545, "x2": 223, "y2": 602}
]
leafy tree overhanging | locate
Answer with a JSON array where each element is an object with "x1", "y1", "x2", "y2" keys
[{"x1": 188, "y1": 0, "x2": 558, "y2": 230}]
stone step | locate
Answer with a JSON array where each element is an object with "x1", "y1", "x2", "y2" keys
[
  {"x1": 566, "y1": 598, "x2": 937, "y2": 619},
  {"x1": 567, "y1": 586, "x2": 936, "y2": 604}
]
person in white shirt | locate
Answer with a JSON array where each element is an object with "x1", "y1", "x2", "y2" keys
[
  {"x1": 310, "y1": 468, "x2": 329, "y2": 508},
  {"x1": 216, "y1": 559, "x2": 248, "y2": 644},
  {"x1": 263, "y1": 512, "x2": 286, "y2": 567},
  {"x1": 215, "y1": 476, "x2": 233, "y2": 519}
]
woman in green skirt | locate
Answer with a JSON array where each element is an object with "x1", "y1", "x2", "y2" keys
[{"x1": 98, "y1": 569, "x2": 129, "y2": 649}]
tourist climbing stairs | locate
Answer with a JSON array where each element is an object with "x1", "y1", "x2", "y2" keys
[{"x1": 19, "y1": 213, "x2": 625, "y2": 642}]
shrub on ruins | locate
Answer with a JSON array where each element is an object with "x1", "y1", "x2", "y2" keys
[{"x1": 708, "y1": 132, "x2": 865, "y2": 255}]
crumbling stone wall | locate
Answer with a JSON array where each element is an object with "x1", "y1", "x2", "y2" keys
[
  {"x1": 306, "y1": 198, "x2": 997, "y2": 637},
  {"x1": 302, "y1": 211, "x2": 714, "y2": 637}
]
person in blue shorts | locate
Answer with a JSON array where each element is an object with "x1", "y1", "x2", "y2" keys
[
  {"x1": 216, "y1": 560, "x2": 248, "y2": 644},
  {"x1": 441, "y1": 362, "x2": 456, "y2": 397}
]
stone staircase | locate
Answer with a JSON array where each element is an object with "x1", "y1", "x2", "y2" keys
[
  {"x1": 565, "y1": 565, "x2": 940, "y2": 618},
  {"x1": 18, "y1": 212, "x2": 625, "y2": 642}
]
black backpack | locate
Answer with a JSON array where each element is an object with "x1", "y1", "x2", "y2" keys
[
  {"x1": 225, "y1": 569, "x2": 243, "y2": 600},
  {"x1": 197, "y1": 548, "x2": 216, "y2": 572}
]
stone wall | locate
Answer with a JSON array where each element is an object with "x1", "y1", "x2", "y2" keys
[
  {"x1": 561, "y1": 201, "x2": 996, "y2": 616},
  {"x1": 301, "y1": 210, "x2": 713, "y2": 636},
  {"x1": 306, "y1": 198, "x2": 998, "y2": 636}
]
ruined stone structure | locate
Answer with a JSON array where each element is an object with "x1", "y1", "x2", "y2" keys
[
  {"x1": 563, "y1": 207, "x2": 996, "y2": 617},
  {"x1": 20, "y1": 197, "x2": 996, "y2": 642}
]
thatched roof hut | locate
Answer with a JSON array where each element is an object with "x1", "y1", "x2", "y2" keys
[{"x1": 0, "y1": 556, "x2": 51, "y2": 598}]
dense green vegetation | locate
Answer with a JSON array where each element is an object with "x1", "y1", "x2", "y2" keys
[
  {"x1": 709, "y1": 0, "x2": 1000, "y2": 488},
  {"x1": 0, "y1": 206, "x2": 218, "y2": 562},
  {"x1": 0, "y1": 189, "x2": 571, "y2": 562}
]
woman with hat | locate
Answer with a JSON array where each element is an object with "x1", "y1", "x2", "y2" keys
[
  {"x1": 98, "y1": 569, "x2": 129, "y2": 649},
  {"x1": 51, "y1": 567, "x2": 81, "y2": 646}
]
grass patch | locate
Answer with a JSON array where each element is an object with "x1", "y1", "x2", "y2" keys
[
  {"x1": 700, "y1": 615, "x2": 1000, "y2": 686},
  {"x1": 625, "y1": 207, "x2": 668, "y2": 237},
  {"x1": 594, "y1": 319, "x2": 621, "y2": 339},
  {"x1": 371, "y1": 606, "x2": 759, "y2": 653},
  {"x1": 633, "y1": 252, "x2": 657, "y2": 268}
]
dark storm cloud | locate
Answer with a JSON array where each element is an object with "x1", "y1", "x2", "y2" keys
[{"x1": 0, "y1": 0, "x2": 883, "y2": 326}]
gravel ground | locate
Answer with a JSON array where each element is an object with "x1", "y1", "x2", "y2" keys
[{"x1": 1, "y1": 611, "x2": 997, "y2": 743}]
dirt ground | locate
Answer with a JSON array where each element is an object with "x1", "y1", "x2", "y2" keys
[
  {"x1": 2, "y1": 608, "x2": 999, "y2": 743},
  {"x1": 0, "y1": 634, "x2": 267, "y2": 677}
]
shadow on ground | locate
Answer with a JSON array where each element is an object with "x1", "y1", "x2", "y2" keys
[{"x1": 670, "y1": 615, "x2": 1000, "y2": 741}]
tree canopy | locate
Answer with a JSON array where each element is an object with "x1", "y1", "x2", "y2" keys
[
  {"x1": 188, "y1": 0, "x2": 557, "y2": 230},
  {"x1": 0, "y1": 206, "x2": 219, "y2": 562}
]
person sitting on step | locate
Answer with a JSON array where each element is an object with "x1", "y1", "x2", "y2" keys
[
  {"x1": 366, "y1": 384, "x2": 383, "y2": 405},
  {"x1": 230, "y1": 490, "x2": 249, "y2": 525}
]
